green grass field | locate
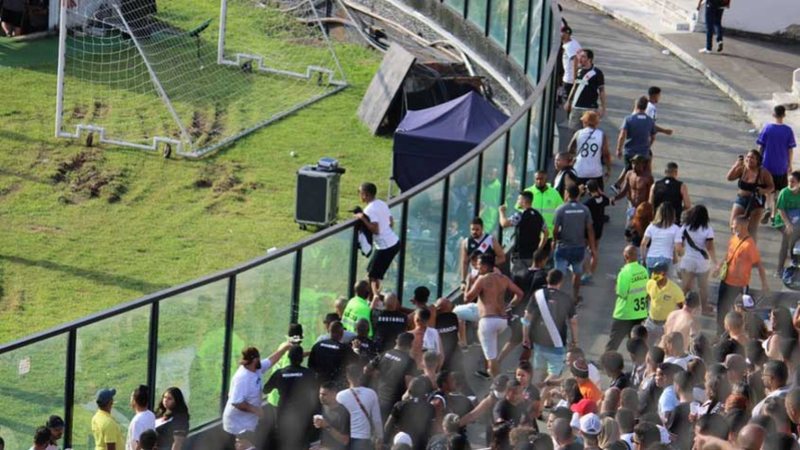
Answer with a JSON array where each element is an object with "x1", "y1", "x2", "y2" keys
[
  {"x1": 0, "y1": 20, "x2": 390, "y2": 343},
  {"x1": 0, "y1": 2, "x2": 391, "y2": 447}
]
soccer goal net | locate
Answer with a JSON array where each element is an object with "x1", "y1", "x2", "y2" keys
[{"x1": 55, "y1": 0, "x2": 347, "y2": 158}]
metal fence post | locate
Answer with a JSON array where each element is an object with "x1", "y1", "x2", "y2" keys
[
  {"x1": 63, "y1": 330, "x2": 77, "y2": 449},
  {"x1": 147, "y1": 302, "x2": 159, "y2": 408},
  {"x1": 291, "y1": 250, "x2": 303, "y2": 324},
  {"x1": 220, "y1": 275, "x2": 236, "y2": 414},
  {"x1": 436, "y1": 177, "x2": 451, "y2": 297},
  {"x1": 396, "y1": 201, "x2": 409, "y2": 301}
]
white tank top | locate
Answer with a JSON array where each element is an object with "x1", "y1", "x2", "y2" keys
[{"x1": 573, "y1": 127, "x2": 604, "y2": 178}]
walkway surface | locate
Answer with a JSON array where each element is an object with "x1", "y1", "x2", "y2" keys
[
  {"x1": 572, "y1": 0, "x2": 800, "y2": 140},
  {"x1": 453, "y1": 1, "x2": 800, "y2": 444},
  {"x1": 463, "y1": 0, "x2": 797, "y2": 428}
]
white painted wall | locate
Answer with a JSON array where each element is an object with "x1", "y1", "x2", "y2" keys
[{"x1": 723, "y1": 0, "x2": 800, "y2": 36}]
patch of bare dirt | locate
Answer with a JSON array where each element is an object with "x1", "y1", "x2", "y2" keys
[
  {"x1": 50, "y1": 150, "x2": 128, "y2": 203},
  {"x1": 193, "y1": 162, "x2": 262, "y2": 202}
]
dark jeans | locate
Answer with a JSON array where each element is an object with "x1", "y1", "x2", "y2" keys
[
  {"x1": 350, "y1": 438, "x2": 374, "y2": 450},
  {"x1": 606, "y1": 317, "x2": 645, "y2": 351},
  {"x1": 705, "y1": 8, "x2": 724, "y2": 50},
  {"x1": 717, "y1": 280, "x2": 742, "y2": 333}
]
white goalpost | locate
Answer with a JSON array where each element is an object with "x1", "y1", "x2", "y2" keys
[{"x1": 55, "y1": 0, "x2": 348, "y2": 158}]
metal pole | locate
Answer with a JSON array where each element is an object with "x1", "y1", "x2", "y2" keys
[
  {"x1": 348, "y1": 227, "x2": 359, "y2": 298},
  {"x1": 498, "y1": 134, "x2": 510, "y2": 244},
  {"x1": 220, "y1": 275, "x2": 236, "y2": 414},
  {"x1": 291, "y1": 250, "x2": 303, "y2": 323},
  {"x1": 506, "y1": 0, "x2": 514, "y2": 55},
  {"x1": 436, "y1": 177, "x2": 450, "y2": 297},
  {"x1": 113, "y1": 5, "x2": 193, "y2": 149},
  {"x1": 218, "y1": 0, "x2": 228, "y2": 64},
  {"x1": 147, "y1": 302, "x2": 160, "y2": 408},
  {"x1": 474, "y1": 153, "x2": 484, "y2": 219},
  {"x1": 396, "y1": 202, "x2": 409, "y2": 302},
  {"x1": 63, "y1": 329, "x2": 77, "y2": 449},
  {"x1": 54, "y1": 0, "x2": 69, "y2": 138}
]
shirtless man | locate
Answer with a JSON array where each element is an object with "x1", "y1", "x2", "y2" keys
[
  {"x1": 612, "y1": 155, "x2": 654, "y2": 223},
  {"x1": 465, "y1": 254, "x2": 524, "y2": 377},
  {"x1": 662, "y1": 292, "x2": 700, "y2": 353}
]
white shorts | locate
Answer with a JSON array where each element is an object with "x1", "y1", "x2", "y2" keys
[
  {"x1": 680, "y1": 256, "x2": 709, "y2": 274},
  {"x1": 478, "y1": 316, "x2": 508, "y2": 360},
  {"x1": 454, "y1": 303, "x2": 479, "y2": 323}
]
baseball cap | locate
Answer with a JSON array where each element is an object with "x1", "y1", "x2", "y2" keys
[
  {"x1": 95, "y1": 388, "x2": 116, "y2": 406},
  {"x1": 631, "y1": 154, "x2": 648, "y2": 163},
  {"x1": 46, "y1": 415, "x2": 65, "y2": 429},
  {"x1": 561, "y1": 25, "x2": 572, "y2": 34},
  {"x1": 740, "y1": 293, "x2": 755, "y2": 309},
  {"x1": 570, "y1": 359, "x2": 590, "y2": 379},
  {"x1": 571, "y1": 398, "x2": 597, "y2": 416},
  {"x1": 393, "y1": 432, "x2": 413, "y2": 446},
  {"x1": 651, "y1": 261, "x2": 669, "y2": 273},
  {"x1": 239, "y1": 346, "x2": 260, "y2": 365},
  {"x1": 580, "y1": 413, "x2": 602, "y2": 435}
]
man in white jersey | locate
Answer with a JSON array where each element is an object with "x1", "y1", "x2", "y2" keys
[
  {"x1": 568, "y1": 110, "x2": 610, "y2": 190},
  {"x1": 557, "y1": 25, "x2": 582, "y2": 153},
  {"x1": 355, "y1": 182, "x2": 401, "y2": 299}
]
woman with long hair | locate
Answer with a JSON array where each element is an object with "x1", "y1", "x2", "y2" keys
[
  {"x1": 641, "y1": 203, "x2": 683, "y2": 272},
  {"x1": 625, "y1": 202, "x2": 654, "y2": 247},
  {"x1": 698, "y1": 368, "x2": 731, "y2": 417},
  {"x1": 680, "y1": 205, "x2": 717, "y2": 315},
  {"x1": 726, "y1": 149, "x2": 774, "y2": 240},
  {"x1": 155, "y1": 387, "x2": 190, "y2": 450},
  {"x1": 764, "y1": 306, "x2": 798, "y2": 360}
]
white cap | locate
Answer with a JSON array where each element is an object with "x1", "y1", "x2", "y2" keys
[
  {"x1": 579, "y1": 413, "x2": 601, "y2": 435},
  {"x1": 741, "y1": 294, "x2": 755, "y2": 309},
  {"x1": 393, "y1": 432, "x2": 413, "y2": 446}
]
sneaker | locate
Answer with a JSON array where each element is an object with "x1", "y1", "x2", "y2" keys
[
  {"x1": 761, "y1": 210, "x2": 771, "y2": 224},
  {"x1": 474, "y1": 370, "x2": 491, "y2": 380},
  {"x1": 717, "y1": 41, "x2": 724, "y2": 52},
  {"x1": 699, "y1": 48, "x2": 711, "y2": 54},
  {"x1": 603, "y1": 214, "x2": 610, "y2": 223},
  {"x1": 580, "y1": 273, "x2": 593, "y2": 284}
]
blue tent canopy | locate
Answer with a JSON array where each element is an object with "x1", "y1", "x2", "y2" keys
[{"x1": 392, "y1": 91, "x2": 509, "y2": 191}]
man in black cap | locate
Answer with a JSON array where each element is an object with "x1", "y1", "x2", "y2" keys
[{"x1": 264, "y1": 345, "x2": 319, "y2": 449}]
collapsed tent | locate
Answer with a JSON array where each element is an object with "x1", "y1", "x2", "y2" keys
[{"x1": 392, "y1": 91, "x2": 509, "y2": 191}]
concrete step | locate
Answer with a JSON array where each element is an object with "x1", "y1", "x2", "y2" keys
[{"x1": 649, "y1": 0, "x2": 697, "y2": 31}]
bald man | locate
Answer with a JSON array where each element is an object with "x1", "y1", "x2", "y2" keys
[
  {"x1": 606, "y1": 245, "x2": 650, "y2": 351},
  {"x1": 737, "y1": 424, "x2": 765, "y2": 450},
  {"x1": 435, "y1": 297, "x2": 462, "y2": 371}
]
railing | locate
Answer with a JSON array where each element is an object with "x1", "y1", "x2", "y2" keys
[{"x1": 0, "y1": 0, "x2": 560, "y2": 448}]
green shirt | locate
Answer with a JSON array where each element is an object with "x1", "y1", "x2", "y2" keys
[
  {"x1": 342, "y1": 295, "x2": 373, "y2": 337},
  {"x1": 775, "y1": 186, "x2": 800, "y2": 227},
  {"x1": 523, "y1": 184, "x2": 564, "y2": 232},
  {"x1": 613, "y1": 261, "x2": 650, "y2": 320}
]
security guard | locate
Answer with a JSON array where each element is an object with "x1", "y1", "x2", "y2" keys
[
  {"x1": 523, "y1": 170, "x2": 564, "y2": 234},
  {"x1": 342, "y1": 280, "x2": 373, "y2": 337},
  {"x1": 606, "y1": 245, "x2": 649, "y2": 351}
]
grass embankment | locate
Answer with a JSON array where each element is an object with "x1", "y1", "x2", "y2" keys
[{"x1": 0, "y1": 2, "x2": 391, "y2": 447}]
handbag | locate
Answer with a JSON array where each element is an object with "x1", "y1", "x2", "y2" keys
[
  {"x1": 682, "y1": 229, "x2": 709, "y2": 260},
  {"x1": 350, "y1": 388, "x2": 383, "y2": 450},
  {"x1": 719, "y1": 236, "x2": 749, "y2": 281}
]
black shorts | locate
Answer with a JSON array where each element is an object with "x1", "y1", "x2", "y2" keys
[
  {"x1": 1, "y1": 9, "x2": 24, "y2": 28},
  {"x1": 367, "y1": 242, "x2": 400, "y2": 280},
  {"x1": 773, "y1": 173, "x2": 788, "y2": 192}
]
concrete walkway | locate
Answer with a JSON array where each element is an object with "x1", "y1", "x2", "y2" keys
[
  {"x1": 459, "y1": 2, "x2": 797, "y2": 443},
  {"x1": 571, "y1": 0, "x2": 800, "y2": 138}
]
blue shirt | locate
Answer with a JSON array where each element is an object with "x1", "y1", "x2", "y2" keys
[
  {"x1": 658, "y1": 385, "x2": 679, "y2": 421},
  {"x1": 620, "y1": 113, "x2": 656, "y2": 157},
  {"x1": 757, "y1": 123, "x2": 796, "y2": 175}
]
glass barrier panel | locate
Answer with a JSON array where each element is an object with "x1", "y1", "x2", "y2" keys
[
  {"x1": 73, "y1": 306, "x2": 150, "y2": 450},
  {"x1": 298, "y1": 228, "x2": 353, "y2": 345},
  {"x1": 504, "y1": 115, "x2": 530, "y2": 247},
  {"x1": 402, "y1": 180, "x2": 444, "y2": 301},
  {"x1": 467, "y1": 0, "x2": 487, "y2": 33},
  {"x1": 0, "y1": 334, "x2": 67, "y2": 450},
  {"x1": 479, "y1": 135, "x2": 507, "y2": 238},
  {"x1": 526, "y1": 0, "x2": 544, "y2": 81},
  {"x1": 444, "y1": 0, "x2": 466, "y2": 16},
  {"x1": 356, "y1": 203, "x2": 403, "y2": 295},
  {"x1": 509, "y1": 0, "x2": 530, "y2": 66},
  {"x1": 443, "y1": 157, "x2": 478, "y2": 294},
  {"x1": 488, "y1": 0, "x2": 509, "y2": 49},
  {"x1": 156, "y1": 279, "x2": 228, "y2": 427},
  {"x1": 526, "y1": 98, "x2": 544, "y2": 184},
  {"x1": 232, "y1": 253, "x2": 295, "y2": 397}
]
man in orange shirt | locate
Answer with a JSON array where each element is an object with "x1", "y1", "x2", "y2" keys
[
  {"x1": 570, "y1": 358, "x2": 602, "y2": 403},
  {"x1": 713, "y1": 215, "x2": 769, "y2": 333}
]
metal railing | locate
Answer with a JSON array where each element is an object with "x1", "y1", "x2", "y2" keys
[{"x1": 0, "y1": 0, "x2": 561, "y2": 448}]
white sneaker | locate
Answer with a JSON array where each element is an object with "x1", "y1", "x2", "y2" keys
[{"x1": 698, "y1": 48, "x2": 711, "y2": 54}]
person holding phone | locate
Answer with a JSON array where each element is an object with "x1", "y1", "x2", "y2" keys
[{"x1": 726, "y1": 149, "x2": 774, "y2": 241}]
